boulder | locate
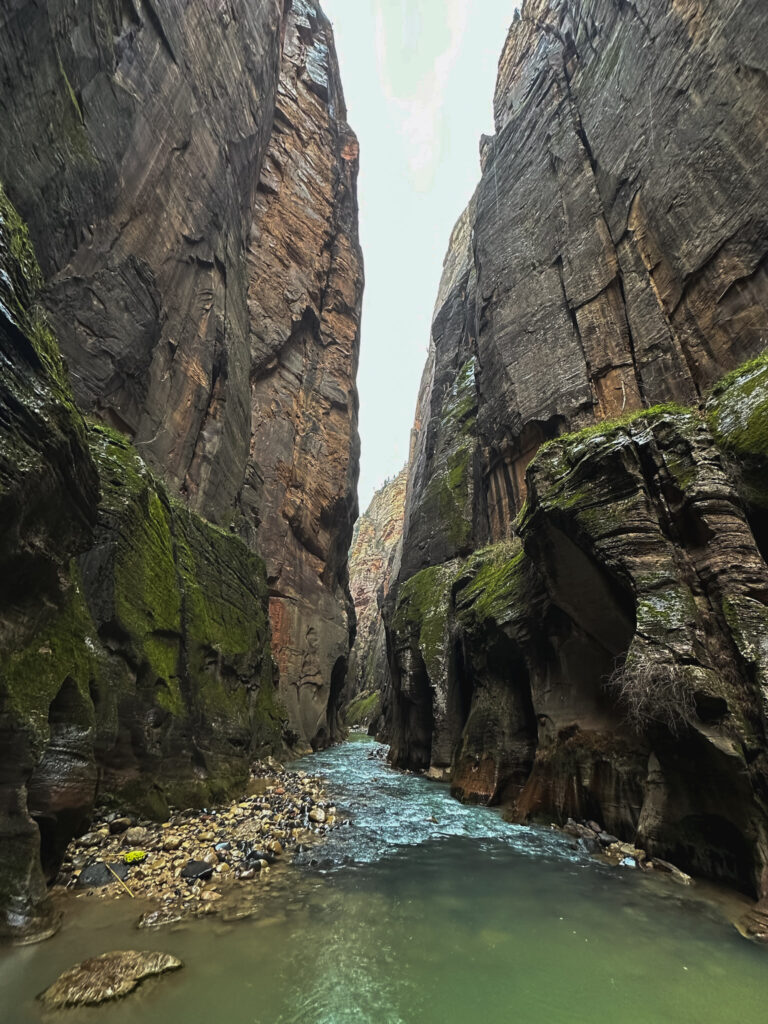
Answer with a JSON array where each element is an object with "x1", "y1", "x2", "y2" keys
[{"x1": 38, "y1": 951, "x2": 182, "y2": 1008}]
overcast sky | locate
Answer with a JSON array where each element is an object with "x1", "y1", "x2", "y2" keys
[{"x1": 320, "y1": 1, "x2": 515, "y2": 511}]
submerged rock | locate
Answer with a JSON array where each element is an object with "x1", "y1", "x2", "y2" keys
[
  {"x1": 38, "y1": 951, "x2": 182, "y2": 1008},
  {"x1": 740, "y1": 901, "x2": 768, "y2": 944}
]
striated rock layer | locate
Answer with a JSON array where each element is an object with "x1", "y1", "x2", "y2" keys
[
  {"x1": 0, "y1": 0, "x2": 362, "y2": 750},
  {"x1": 0, "y1": 187, "x2": 280, "y2": 941},
  {"x1": 385, "y1": 0, "x2": 768, "y2": 903},
  {"x1": 0, "y1": 0, "x2": 361, "y2": 940},
  {"x1": 245, "y1": 1, "x2": 363, "y2": 747},
  {"x1": 344, "y1": 468, "x2": 408, "y2": 731}
]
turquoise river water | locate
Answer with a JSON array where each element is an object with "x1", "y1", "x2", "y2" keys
[{"x1": 1, "y1": 735, "x2": 767, "y2": 1023}]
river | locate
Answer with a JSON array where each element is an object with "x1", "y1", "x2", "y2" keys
[{"x1": 2, "y1": 735, "x2": 767, "y2": 1023}]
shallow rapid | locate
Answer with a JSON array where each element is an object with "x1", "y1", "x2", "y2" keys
[{"x1": 2, "y1": 736, "x2": 768, "y2": 1023}]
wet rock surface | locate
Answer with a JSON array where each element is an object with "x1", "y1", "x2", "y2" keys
[
  {"x1": 0, "y1": 184, "x2": 99, "y2": 943},
  {"x1": 38, "y1": 950, "x2": 182, "y2": 1009},
  {"x1": 0, "y1": 0, "x2": 361, "y2": 755},
  {"x1": 0, "y1": 0, "x2": 361, "y2": 941}
]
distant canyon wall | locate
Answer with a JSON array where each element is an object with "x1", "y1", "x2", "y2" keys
[{"x1": 344, "y1": 468, "x2": 407, "y2": 729}]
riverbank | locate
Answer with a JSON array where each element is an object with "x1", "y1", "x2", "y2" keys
[
  {"x1": 53, "y1": 759, "x2": 340, "y2": 926},
  {"x1": 3, "y1": 739, "x2": 768, "y2": 1024}
]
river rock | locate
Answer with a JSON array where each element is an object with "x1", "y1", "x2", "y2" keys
[
  {"x1": 180, "y1": 861, "x2": 214, "y2": 883},
  {"x1": 598, "y1": 833, "x2": 620, "y2": 848},
  {"x1": 740, "y1": 901, "x2": 768, "y2": 943},
  {"x1": 109, "y1": 818, "x2": 133, "y2": 835},
  {"x1": 138, "y1": 909, "x2": 187, "y2": 931},
  {"x1": 75, "y1": 863, "x2": 129, "y2": 889},
  {"x1": 564, "y1": 821, "x2": 596, "y2": 841},
  {"x1": 651, "y1": 859, "x2": 693, "y2": 886},
  {"x1": 123, "y1": 827, "x2": 148, "y2": 847},
  {"x1": 309, "y1": 808, "x2": 326, "y2": 824},
  {"x1": 38, "y1": 951, "x2": 183, "y2": 1008}
]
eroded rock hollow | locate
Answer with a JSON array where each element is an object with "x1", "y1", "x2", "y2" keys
[
  {"x1": 384, "y1": 0, "x2": 768, "y2": 906},
  {"x1": 0, "y1": 0, "x2": 361, "y2": 941}
]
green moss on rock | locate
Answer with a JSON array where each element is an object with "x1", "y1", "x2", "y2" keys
[
  {"x1": 0, "y1": 562, "x2": 100, "y2": 743},
  {"x1": 85, "y1": 423, "x2": 284, "y2": 788},
  {"x1": 344, "y1": 691, "x2": 381, "y2": 728},
  {"x1": 455, "y1": 540, "x2": 528, "y2": 628},
  {"x1": 534, "y1": 402, "x2": 692, "y2": 462},
  {"x1": 708, "y1": 350, "x2": 768, "y2": 508},
  {"x1": 391, "y1": 563, "x2": 457, "y2": 679}
]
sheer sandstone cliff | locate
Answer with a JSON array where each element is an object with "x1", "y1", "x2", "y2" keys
[
  {"x1": 0, "y1": 0, "x2": 360, "y2": 940},
  {"x1": 0, "y1": 0, "x2": 362, "y2": 751},
  {"x1": 385, "y1": 0, "x2": 768, "y2": 906},
  {"x1": 344, "y1": 468, "x2": 407, "y2": 730}
]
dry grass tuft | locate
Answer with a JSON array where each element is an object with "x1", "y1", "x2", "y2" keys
[{"x1": 606, "y1": 658, "x2": 695, "y2": 735}]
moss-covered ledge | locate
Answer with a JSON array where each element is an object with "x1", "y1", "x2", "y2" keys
[
  {"x1": 707, "y1": 351, "x2": 768, "y2": 511},
  {"x1": 82, "y1": 423, "x2": 285, "y2": 815}
]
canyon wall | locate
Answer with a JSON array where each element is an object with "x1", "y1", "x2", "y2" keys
[
  {"x1": 0, "y1": 0, "x2": 362, "y2": 750},
  {"x1": 344, "y1": 468, "x2": 407, "y2": 730},
  {"x1": 386, "y1": 0, "x2": 768, "y2": 904},
  {"x1": 0, "y1": 0, "x2": 361, "y2": 940}
]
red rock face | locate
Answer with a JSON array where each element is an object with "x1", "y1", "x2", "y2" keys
[
  {"x1": 244, "y1": 1, "x2": 364, "y2": 748},
  {"x1": 0, "y1": 0, "x2": 361, "y2": 940}
]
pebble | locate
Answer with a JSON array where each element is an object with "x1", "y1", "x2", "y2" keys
[{"x1": 124, "y1": 826, "x2": 148, "y2": 845}]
